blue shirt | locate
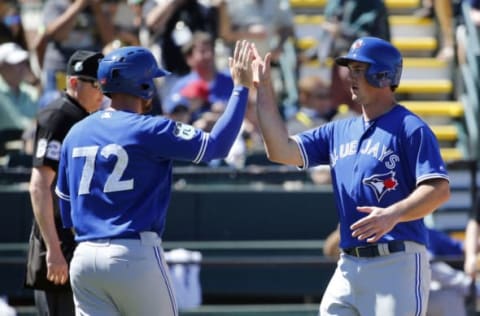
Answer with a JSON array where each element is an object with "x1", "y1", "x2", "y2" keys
[
  {"x1": 56, "y1": 87, "x2": 248, "y2": 241},
  {"x1": 165, "y1": 71, "x2": 234, "y2": 112},
  {"x1": 294, "y1": 105, "x2": 449, "y2": 249}
]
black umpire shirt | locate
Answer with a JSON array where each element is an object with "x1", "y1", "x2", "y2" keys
[{"x1": 27, "y1": 92, "x2": 89, "y2": 291}]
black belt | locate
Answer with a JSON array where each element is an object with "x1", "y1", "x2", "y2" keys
[
  {"x1": 343, "y1": 241, "x2": 406, "y2": 258},
  {"x1": 109, "y1": 232, "x2": 143, "y2": 240}
]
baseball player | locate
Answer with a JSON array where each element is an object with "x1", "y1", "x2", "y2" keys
[
  {"x1": 54, "y1": 41, "x2": 252, "y2": 315},
  {"x1": 252, "y1": 37, "x2": 450, "y2": 316}
]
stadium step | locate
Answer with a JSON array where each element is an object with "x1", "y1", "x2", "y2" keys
[
  {"x1": 300, "y1": 58, "x2": 450, "y2": 81},
  {"x1": 396, "y1": 79, "x2": 453, "y2": 99},
  {"x1": 440, "y1": 148, "x2": 464, "y2": 162},
  {"x1": 294, "y1": 15, "x2": 435, "y2": 39},
  {"x1": 296, "y1": 36, "x2": 437, "y2": 57},
  {"x1": 401, "y1": 101, "x2": 464, "y2": 118},
  {"x1": 430, "y1": 125, "x2": 459, "y2": 142},
  {"x1": 290, "y1": 0, "x2": 421, "y2": 10}
]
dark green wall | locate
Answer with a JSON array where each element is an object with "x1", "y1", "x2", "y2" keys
[{"x1": 0, "y1": 184, "x2": 339, "y2": 301}]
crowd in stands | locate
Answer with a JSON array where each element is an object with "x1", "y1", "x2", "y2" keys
[{"x1": 0, "y1": 0, "x2": 477, "y2": 172}]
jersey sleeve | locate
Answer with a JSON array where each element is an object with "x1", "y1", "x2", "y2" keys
[
  {"x1": 32, "y1": 122, "x2": 63, "y2": 170},
  {"x1": 54, "y1": 145, "x2": 73, "y2": 228},
  {"x1": 147, "y1": 86, "x2": 249, "y2": 163},
  {"x1": 404, "y1": 125, "x2": 449, "y2": 185},
  {"x1": 293, "y1": 123, "x2": 333, "y2": 169}
]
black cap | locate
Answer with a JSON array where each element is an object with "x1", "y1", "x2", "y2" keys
[{"x1": 66, "y1": 50, "x2": 104, "y2": 80}]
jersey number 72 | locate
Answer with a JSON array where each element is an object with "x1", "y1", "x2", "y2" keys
[{"x1": 72, "y1": 144, "x2": 134, "y2": 195}]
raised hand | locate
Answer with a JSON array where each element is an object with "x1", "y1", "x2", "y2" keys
[
  {"x1": 229, "y1": 40, "x2": 253, "y2": 88},
  {"x1": 250, "y1": 43, "x2": 272, "y2": 87}
]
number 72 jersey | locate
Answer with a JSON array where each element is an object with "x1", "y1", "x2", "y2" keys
[{"x1": 55, "y1": 110, "x2": 209, "y2": 242}]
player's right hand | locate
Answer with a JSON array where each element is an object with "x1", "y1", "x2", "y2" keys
[{"x1": 250, "y1": 44, "x2": 272, "y2": 88}]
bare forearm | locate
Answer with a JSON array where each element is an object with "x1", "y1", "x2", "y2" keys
[
  {"x1": 145, "y1": 0, "x2": 180, "y2": 33},
  {"x1": 30, "y1": 190, "x2": 62, "y2": 251},
  {"x1": 29, "y1": 168, "x2": 62, "y2": 252},
  {"x1": 46, "y1": 1, "x2": 85, "y2": 41},
  {"x1": 389, "y1": 179, "x2": 450, "y2": 222},
  {"x1": 465, "y1": 219, "x2": 479, "y2": 263},
  {"x1": 91, "y1": 3, "x2": 115, "y2": 45},
  {"x1": 256, "y1": 81, "x2": 300, "y2": 165}
]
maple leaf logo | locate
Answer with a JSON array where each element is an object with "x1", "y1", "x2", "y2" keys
[{"x1": 362, "y1": 171, "x2": 398, "y2": 201}]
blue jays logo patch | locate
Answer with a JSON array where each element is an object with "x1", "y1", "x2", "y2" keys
[
  {"x1": 173, "y1": 122, "x2": 195, "y2": 140},
  {"x1": 349, "y1": 39, "x2": 364, "y2": 54},
  {"x1": 362, "y1": 171, "x2": 398, "y2": 201}
]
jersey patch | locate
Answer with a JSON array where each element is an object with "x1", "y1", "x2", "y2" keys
[
  {"x1": 173, "y1": 122, "x2": 195, "y2": 140},
  {"x1": 362, "y1": 171, "x2": 398, "y2": 202},
  {"x1": 35, "y1": 138, "x2": 48, "y2": 158},
  {"x1": 36, "y1": 139, "x2": 61, "y2": 161}
]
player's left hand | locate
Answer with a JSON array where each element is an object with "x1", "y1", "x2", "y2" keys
[
  {"x1": 350, "y1": 206, "x2": 400, "y2": 243},
  {"x1": 229, "y1": 40, "x2": 254, "y2": 88}
]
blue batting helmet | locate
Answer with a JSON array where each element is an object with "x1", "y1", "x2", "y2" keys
[
  {"x1": 335, "y1": 37, "x2": 402, "y2": 88},
  {"x1": 98, "y1": 46, "x2": 170, "y2": 100}
]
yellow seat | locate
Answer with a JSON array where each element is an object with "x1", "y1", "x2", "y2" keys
[
  {"x1": 294, "y1": 15, "x2": 433, "y2": 26},
  {"x1": 290, "y1": 0, "x2": 421, "y2": 9},
  {"x1": 392, "y1": 37, "x2": 437, "y2": 51},
  {"x1": 396, "y1": 80, "x2": 452, "y2": 94},
  {"x1": 440, "y1": 148, "x2": 464, "y2": 161},
  {"x1": 297, "y1": 37, "x2": 437, "y2": 53},
  {"x1": 431, "y1": 125, "x2": 458, "y2": 142},
  {"x1": 401, "y1": 101, "x2": 464, "y2": 118}
]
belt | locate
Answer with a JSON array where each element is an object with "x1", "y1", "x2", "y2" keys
[
  {"x1": 106, "y1": 232, "x2": 143, "y2": 240},
  {"x1": 343, "y1": 241, "x2": 406, "y2": 258}
]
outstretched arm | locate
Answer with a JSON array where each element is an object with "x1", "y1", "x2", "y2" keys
[
  {"x1": 251, "y1": 45, "x2": 303, "y2": 166},
  {"x1": 201, "y1": 40, "x2": 252, "y2": 161}
]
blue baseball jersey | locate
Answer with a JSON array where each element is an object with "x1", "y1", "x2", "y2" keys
[
  {"x1": 56, "y1": 87, "x2": 248, "y2": 242},
  {"x1": 293, "y1": 105, "x2": 449, "y2": 249}
]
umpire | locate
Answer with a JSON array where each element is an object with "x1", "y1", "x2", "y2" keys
[{"x1": 24, "y1": 50, "x2": 104, "y2": 316}]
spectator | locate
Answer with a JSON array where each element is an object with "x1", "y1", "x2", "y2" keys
[
  {"x1": 39, "y1": 0, "x2": 115, "y2": 97},
  {"x1": 434, "y1": 0, "x2": 457, "y2": 61},
  {"x1": 181, "y1": 79, "x2": 212, "y2": 122},
  {"x1": 415, "y1": 0, "x2": 464, "y2": 61},
  {"x1": 217, "y1": 0, "x2": 298, "y2": 109},
  {"x1": 286, "y1": 75, "x2": 336, "y2": 135},
  {"x1": 166, "y1": 31, "x2": 233, "y2": 116},
  {"x1": 164, "y1": 79, "x2": 212, "y2": 125},
  {"x1": 163, "y1": 93, "x2": 192, "y2": 124},
  {"x1": 140, "y1": 0, "x2": 218, "y2": 81},
  {"x1": 303, "y1": 0, "x2": 391, "y2": 111},
  {"x1": 0, "y1": 2, "x2": 28, "y2": 49},
  {"x1": 415, "y1": 0, "x2": 435, "y2": 18},
  {"x1": 456, "y1": 0, "x2": 480, "y2": 66},
  {"x1": 0, "y1": 42, "x2": 39, "y2": 132}
]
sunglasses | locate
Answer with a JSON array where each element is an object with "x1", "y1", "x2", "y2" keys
[{"x1": 78, "y1": 77, "x2": 100, "y2": 89}]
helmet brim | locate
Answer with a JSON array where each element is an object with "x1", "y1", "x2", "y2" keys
[
  {"x1": 155, "y1": 68, "x2": 171, "y2": 77},
  {"x1": 335, "y1": 55, "x2": 374, "y2": 67}
]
